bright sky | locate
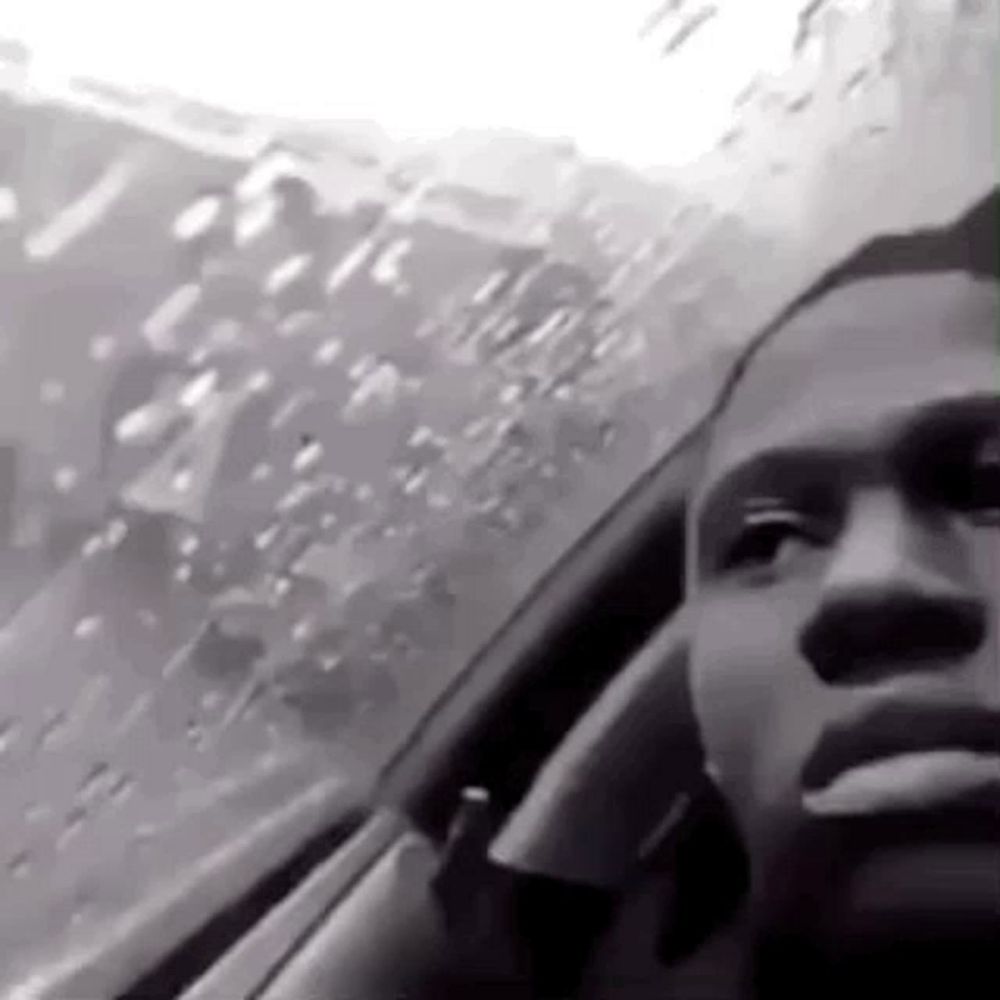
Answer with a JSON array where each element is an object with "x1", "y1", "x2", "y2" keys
[{"x1": 4, "y1": 0, "x2": 803, "y2": 167}]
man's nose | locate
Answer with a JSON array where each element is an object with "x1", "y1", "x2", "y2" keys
[{"x1": 799, "y1": 491, "x2": 987, "y2": 685}]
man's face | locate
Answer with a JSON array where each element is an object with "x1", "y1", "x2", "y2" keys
[{"x1": 689, "y1": 272, "x2": 1000, "y2": 952}]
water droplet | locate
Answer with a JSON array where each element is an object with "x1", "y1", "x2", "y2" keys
[
  {"x1": 40, "y1": 379, "x2": 66, "y2": 404},
  {"x1": 172, "y1": 467, "x2": 193, "y2": 493},
  {"x1": 57, "y1": 807, "x2": 88, "y2": 850},
  {"x1": 114, "y1": 403, "x2": 167, "y2": 445},
  {"x1": 133, "y1": 823, "x2": 158, "y2": 852},
  {"x1": 25, "y1": 802, "x2": 52, "y2": 826},
  {"x1": 0, "y1": 719, "x2": 20, "y2": 755},
  {"x1": 53, "y1": 466, "x2": 78, "y2": 493},
  {"x1": 8, "y1": 851, "x2": 32, "y2": 879},
  {"x1": 265, "y1": 253, "x2": 313, "y2": 296},
  {"x1": 177, "y1": 532, "x2": 200, "y2": 557},
  {"x1": 70, "y1": 897, "x2": 94, "y2": 926},
  {"x1": 841, "y1": 67, "x2": 868, "y2": 101},
  {"x1": 348, "y1": 354, "x2": 377, "y2": 382},
  {"x1": 74, "y1": 616, "x2": 103, "y2": 639},
  {"x1": 178, "y1": 369, "x2": 219, "y2": 410},
  {"x1": 247, "y1": 369, "x2": 273, "y2": 394},
  {"x1": 80, "y1": 762, "x2": 112, "y2": 802},
  {"x1": 174, "y1": 563, "x2": 193, "y2": 583},
  {"x1": 499, "y1": 383, "x2": 522, "y2": 405},
  {"x1": 82, "y1": 534, "x2": 104, "y2": 558},
  {"x1": 313, "y1": 338, "x2": 343, "y2": 366},
  {"x1": 138, "y1": 608, "x2": 160, "y2": 630},
  {"x1": 255, "y1": 524, "x2": 280, "y2": 551},
  {"x1": 786, "y1": 90, "x2": 814, "y2": 114},
  {"x1": 0, "y1": 186, "x2": 19, "y2": 223},
  {"x1": 293, "y1": 439, "x2": 323, "y2": 474},
  {"x1": 39, "y1": 712, "x2": 68, "y2": 749},
  {"x1": 250, "y1": 462, "x2": 272, "y2": 482},
  {"x1": 105, "y1": 518, "x2": 128, "y2": 548},
  {"x1": 403, "y1": 468, "x2": 428, "y2": 495},
  {"x1": 172, "y1": 195, "x2": 223, "y2": 242},
  {"x1": 207, "y1": 317, "x2": 243, "y2": 349},
  {"x1": 319, "y1": 652, "x2": 343, "y2": 673},
  {"x1": 89, "y1": 334, "x2": 116, "y2": 361},
  {"x1": 109, "y1": 774, "x2": 135, "y2": 805},
  {"x1": 234, "y1": 197, "x2": 277, "y2": 246},
  {"x1": 201, "y1": 690, "x2": 224, "y2": 712},
  {"x1": 278, "y1": 481, "x2": 312, "y2": 513}
]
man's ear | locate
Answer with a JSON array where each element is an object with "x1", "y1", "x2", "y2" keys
[{"x1": 489, "y1": 611, "x2": 703, "y2": 890}]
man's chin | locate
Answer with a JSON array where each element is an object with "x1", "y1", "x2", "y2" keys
[
  {"x1": 832, "y1": 840, "x2": 1000, "y2": 946},
  {"x1": 751, "y1": 810, "x2": 1000, "y2": 996}
]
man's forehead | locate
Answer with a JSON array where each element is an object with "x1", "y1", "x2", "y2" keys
[{"x1": 698, "y1": 272, "x2": 1000, "y2": 494}]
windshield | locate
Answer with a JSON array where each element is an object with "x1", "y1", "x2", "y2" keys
[{"x1": 0, "y1": 0, "x2": 995, "y2": 991}]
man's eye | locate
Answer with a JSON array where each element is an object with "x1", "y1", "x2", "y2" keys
[
  {"x1": 964, "y1": 432, "x2": 1000, "y2": 524},
  {"x1": 939, "y1": 428, "x2": 1000, "y2": 525},
  {"x1": 720, "y1": 509, "x2": 817, "y2": 571}
]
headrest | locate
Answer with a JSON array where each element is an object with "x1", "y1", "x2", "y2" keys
[{"x1": 489, "y1": 610, "x2": 700, "y2": 889}]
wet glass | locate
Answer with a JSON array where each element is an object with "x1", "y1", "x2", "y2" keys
[{"x1": 0, "y1": 1, "x2": 995, "y2": 991}]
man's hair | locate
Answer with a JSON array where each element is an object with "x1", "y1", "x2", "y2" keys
[{"x1": 713, "y1": 186, "x2": 998, "y2": 430}]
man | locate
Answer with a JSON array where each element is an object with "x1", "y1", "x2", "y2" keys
[
  {"x1": 273, "y1": 191, "x2": 998, "y2": 999},
  {"x1": 487, "y1": 188, "x2": 1000, "y2": 999},
  {"x1": 682, "y1": 188, "x2": 999, "y2": 998}
]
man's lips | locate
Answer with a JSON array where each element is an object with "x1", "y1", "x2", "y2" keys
[
  {"x1": 801, "y1": 702, "x2": 1000, "y2": 795},
  {"x1": 802, "y1": 750, "x2": 1000, "y2": 817}
]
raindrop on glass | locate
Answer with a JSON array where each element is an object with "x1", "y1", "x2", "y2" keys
[
  {"x1": 53, "y1": 466, "x2": 78, "y2": 493},
  {"x1": 74, "y1": 616, "x2": 103, "y2": 639},
  {"x1": 313, "y1": 338, "x2": 343, "y2": 367},
  {"x1": 8, "y1": 851, "x2": 31, "y2": 879},
  {"x1": 177, "y1": 532, "x2": 200, "y2": 557},
  {"x1": 80, "y1": 761, "x2": 112, "y2": 802},
  {"x1": 89, "y1": 334, "x2": 116, "y2": 361},
  {"x1": 293, "y1": 437, "x2": 323, "y2": 474},
  {"x1": 247, "y1": 369, "x2": 273, "y2": 394},
  {"x1": 178, "y1": 369, "x2": 219, "y2": 410},
  {"x1": 0, "y1": 718, "x2": 20, "y2": 755},
  {"x1": 40, "y1": 379, "x2": 66, "y2": 404},
  {"x1": 109, "y1": 774, "x2": 135, "y2": 806},
  {"x1": 57, "y1": 807, "x2": 88, "y2": 850},
  {"x1": 172, "y1": 466, "x2": 194, "y2": 494},
  {"x1": 105, "y1": 518, "x2": 128, "y2": 548},
  {"x1": 82, "y1": 534, "x2": 104, "y2": 558}
]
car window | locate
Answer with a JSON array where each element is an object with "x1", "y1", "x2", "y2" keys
[{"x1": 0, "y1": 1, "x2": 995, "y2": 990}]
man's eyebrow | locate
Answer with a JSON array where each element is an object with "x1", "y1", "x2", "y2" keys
[
  {"x1": 890, "y1": 393, "x2": 1000, "y2": 478},
  {"x1": 896, "y1": 394, "x2": 1000, "y2": 445},
  {"x1": 697, "y1": 394, "x2": 1000, "y2": 530}
]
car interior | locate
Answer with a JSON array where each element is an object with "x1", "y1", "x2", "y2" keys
[{"x1": 1, "y1": 6, "x2": 996, "y2": 1000}]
